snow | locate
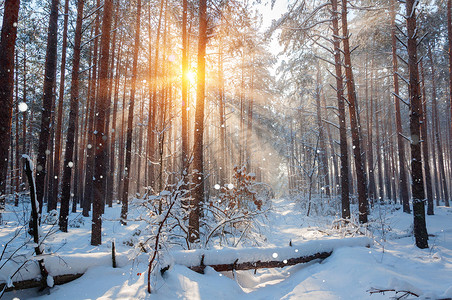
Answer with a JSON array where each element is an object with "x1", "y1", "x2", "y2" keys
[
  {"x1": 2, "y1": 198, "x2": 452, "y2": 299},
  {"x1": 171, "y1": 237, "x2": 371, "y2": 267},
  {"x1": 46, "y1": 276, "x2": 54, "y2": 288},
  {"x1": 18, "y1": 102, "x2": 28, "y2": 112}
]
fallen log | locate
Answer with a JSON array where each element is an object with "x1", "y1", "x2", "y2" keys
[
  {"x1": 172, "y1": 236, "x2": 372, "y2": 274},
  {"x1": 0, "y1": 250, "x2": 131, "y2": 293},
  {"x1": 0, "y1": 273, "x2": 84, "y2": 292},
  {"x1": 189, "y1": 251, "x2": 332, "y2": 273}
]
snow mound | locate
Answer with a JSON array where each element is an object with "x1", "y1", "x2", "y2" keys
[{"x1": 172, "y1": 236, "x2": 372, "y2": 267}]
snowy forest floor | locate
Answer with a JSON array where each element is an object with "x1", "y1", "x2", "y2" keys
[{"x1": 2, "y1": 197, "x2": 452, "y2": 300}]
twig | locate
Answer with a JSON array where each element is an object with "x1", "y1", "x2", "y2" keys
[
  {"x1": 147, "y1": 192, "x2": 180, "y2": 294},
  {"x1": 368, "y1": 287, "x2": 419, "y2": 299}
]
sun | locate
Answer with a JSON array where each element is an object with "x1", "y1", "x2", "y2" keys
[{"x1": 186, "y1": 70, "x2": 196, "y2": 84}]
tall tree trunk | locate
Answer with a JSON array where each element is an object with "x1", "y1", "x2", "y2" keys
[
  {"x1": 341, "y1": 0, "x2": 367, "y2": 222},
  {"x1": 92, "y1": 0, "x2": 114, "y2": 246},
  {"x1": 428, "y1": 44, "x2": 450, "y2": 207},
  {"x1": 103, "y1": 0, "x2": 118, "y2": 211},
  {"x1": 406, "y1": 0, "x2": 428, "y2": 249},
  {"x1": 51, "y1": 0, "x2": 70, "y2": 211},
  {"x1": 448, "y1": 0, "x2": 452, "y2": 191},
  {"x1": 108, "y1": 36, "x2": 122, "y2": 206},
  {"x1": 366, "y1": 60, "x2": 376, "y2": 207},
  {"x1": 22, "y1": 45, "x2": 27, "y2": 157},
  {"x1": 83, "y1": 7, "x2": 100, "y2": 217},
  {"x1": 218, "y1": 39, "x2": 227, "y2": 185},
  {"x1": 157, "y1": 0, "x2": 169, "y2": 197},
  {"x1": 147, "y1": 0, "x2": 165, "y2": 191},
  {"x1": 246, "y1": 59, "x2": 254, "y2": 172},
  {"x1": 181, "y1": 0, "x2": 189, "y2": 192},
  {"x1": 136, "y1": 95, "x2": 144, "y2": 194},
  {"x1": 72, "y1": 111, "x2": 80, "y2": 213},
  {"x1": 420, "y1": 60, "x2": 434, "y2": 215},
  {"x1": 330, "y1": 0, "x2": 350, "y2": 219},
  {"x1": 76, "y1": 83, "x2": 88, "y2": 208},
  {"x1": 0, "y1": 0, "x2": 20, "y2": 201},
  {"x1": 315, "y1": 70, "x2": 330, "y2": 197},
  {"x1": 14, "y1": 51, "x2": 20, "y2": 206},
  {"x1": 383, "y1": 101, "x2": 393, "y2": 202},
  {"x1": 374, "y1": 81, "x2": 384, "y2": 202},
  {"x1": 322, "y1": 92, "x2": 339, "y2": 196},
  {"x1": 59, "y1": 0, "x2": 84, "y2": 232},
  {"x1": 391, "y1": 0, "x2": 410, "y2": 212},
  {"x1": 46, "y1": 111, "x2": 55, "y2": 208},
  {"x1": 121, "y1": 0, "x2": 141, "y2": 224},
  {"x1": 189, "y1": 0, "x2": 207, "y2": 243},
  {"x1": 35, "y1": 0, "x2": 59, "y2": 214},
  {"x1": 117, "y1": 61, "x2": 129, "y2": 203}
]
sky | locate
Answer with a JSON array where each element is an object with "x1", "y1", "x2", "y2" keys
[
  {"x1": 258, "y1": 0, "x2": 289, "y2": 30},
  {"x1": 255, "y1": 0, "x2": 290, "y2": 71}
]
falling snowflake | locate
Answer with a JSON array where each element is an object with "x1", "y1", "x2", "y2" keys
[
  {"x1": 214, "y1": 184, "x2": 220, "y2": 190},
  {"x1": 18, "y1": 102, "x2": 28, "y2": 112}
]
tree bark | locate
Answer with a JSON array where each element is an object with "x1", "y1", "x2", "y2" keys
[
  {"x1": 36, "y1": 0, "x2": 59, "y2": 214},
  {"x1": 0, "y1": 0, "x2": 20, "y2": 200},
  {"x1": 419, "y1": 61, "x2": 434, "y2": 215},
  {"x1": 83, "y1": 8, "x2": 100, "y2": 217},
  {"x1": 147, "y1": 0, "x2": 165, "y2": 190},
  {"x1": 23, "y1": 157, "x2": 49, "y2": 290},
  {"x1": 59, "y1": 0, "x2": 84, "y2": 232},
  {"x1": 92, "y1": 0, "x2": 114, "y2": 246},
  {"x1": 331, "y1": 0, "x2": 350, "y2": 219},
  {"x1": 121, "y1": 0, "x2": 142, "y2": 224},
  {"x1": 189, "y1": 0, "x2": 208, "y2": 243},
  {"x1": 189, "y1": 251, "x2": 332, "y2": 274},
  {"x1": 108, "y1": 35, "x2": 122, "y2": 206},
  {"x1": 104, "y1": 0, "x2": 119, "y2": 209},
  {"x1": 428, "y1": 44, "x2": 450, "y2": 207},
  {"x1": 406, "y1": 0, "x2": 428, "y2": 249},
  {"x1": 181, "y1": 0, "x2": 190, "y2": 192},
  {"x1": 315, "y1": 69, "x2": 330, "y2": 197},
  {"x1": 218, "y1": 39, "x2": 227, "y2": 185},
  {"x1": 391, "y1": 0, "x2": 410, "y2": 212},
  {"x1": 341, "y1": 0, "x2": 367, "y2": 222},
  {"x1": 374, "y1": 81, "x2": 384, "y2": 203},
  {"x1": 51, "y1": 0, "x2": 70, "y2": 212},
  {"x1": 448, "y1": 0, "x2": 452, "y2": 191}
]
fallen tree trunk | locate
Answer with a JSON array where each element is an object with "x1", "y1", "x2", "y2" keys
[
  {"x1": 0, "y1": 273, "x2": 83, "y2": 292},
  {"x1": 189, "y1": 251, "x2": 332, "y2": 273},
  {"x1": 171, "y1": 237, "x2": 372, "y2": 274}
]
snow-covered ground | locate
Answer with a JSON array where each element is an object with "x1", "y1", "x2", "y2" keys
[{"x1": 2, "y1": 197, "x2": 452, "y2": 299}]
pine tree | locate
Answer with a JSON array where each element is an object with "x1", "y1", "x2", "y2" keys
[
  {"x1": 0, "y1": 0, "x2": 20, "y2": 202},
  {"x1": 406, "y1": 0, "x2": 428, "y2": 249},
  {"x1": 189, "y1": 0, "x2": 208, "y2": 243},
  {"x1": 36, "y1": 0, "x2": 60, "y2": 214},
  {"x1": 59, "y1": 0, "x2": 84, "y2": 232},
  {"x1": 91, "y1": 0, "x2": 114, "y2": 246}
]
